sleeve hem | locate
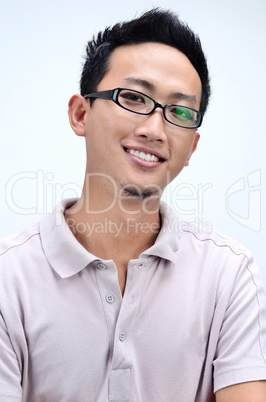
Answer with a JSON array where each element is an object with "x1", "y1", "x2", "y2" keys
[{"x1": 214, "y1": 367, "x2": 266, "y2": 393}]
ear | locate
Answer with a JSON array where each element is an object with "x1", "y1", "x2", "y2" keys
[
  {"x1": 68, "y1": 94, "x2": 88, "y2": 137},
  {"x1": 185, "y1": 131, "x2": 200, "y2": 166}
]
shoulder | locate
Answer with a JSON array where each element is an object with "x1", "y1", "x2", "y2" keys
[
  {"x1": 161, "y1": 201, "x2": 251, "y2": 260},
  {"x1": 160, "y1": 201, "x2": 254, "y2": 270},
  {"x1": 0, "y1": 222, "x2": 41, "y2": 260},
  {"x1": 180, "y1": 222, "x2": 252, "y2": 260},
  {"x1": 178, "y1": 222, "x2": 266, "y2": 307}
]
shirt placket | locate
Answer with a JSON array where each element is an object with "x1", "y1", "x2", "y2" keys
[{"x1": 95, "y1": 258, "x2": 148, "y2": 402}]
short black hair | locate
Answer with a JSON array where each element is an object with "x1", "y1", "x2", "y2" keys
[{"x1": 80, "y1": 8, "x2": 211, "y2": 116}]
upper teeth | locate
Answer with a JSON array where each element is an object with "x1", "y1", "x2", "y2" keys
[{"x1": 128, "y1": 149, "x2": 160, "y2": 162}]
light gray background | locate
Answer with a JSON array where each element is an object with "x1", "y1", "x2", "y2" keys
[{"x1": 1, "y1": 0, "x2": 265, "y2": 284}]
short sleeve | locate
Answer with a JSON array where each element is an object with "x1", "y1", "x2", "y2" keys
[
  {"x1": 0, "y1": 311, "x2": 22, "y2": 401},
  {"x1": 213, "y1": 253, "x2": 266, "y2": 392}
]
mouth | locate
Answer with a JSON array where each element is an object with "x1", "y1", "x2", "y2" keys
[{"x1": 124, "y1": 147, "x2": 165, "y2": 163}]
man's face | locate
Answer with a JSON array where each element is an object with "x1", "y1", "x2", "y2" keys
[{"x1": 82, "y1": 42, "x2": 202, "y2": 198}]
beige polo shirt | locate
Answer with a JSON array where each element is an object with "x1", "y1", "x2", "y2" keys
[{"x1": 0, "y1": 199, "x2": 266, "y2": 401}]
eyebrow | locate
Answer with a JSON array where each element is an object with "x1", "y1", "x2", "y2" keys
[
  {"x1": 124, "y1": 77, "x2": 155, "y2": 91},
  {"x1": 123, "y1": 77, "x2": 197, "y2": 105}
]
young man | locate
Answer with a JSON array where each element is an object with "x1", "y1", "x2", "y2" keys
[{"x1": 0, "y1": 8, "x2": 266, "y2": 402}]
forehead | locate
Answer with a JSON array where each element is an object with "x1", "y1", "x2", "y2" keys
[{"x1": 98, "y1": 42, "x2": 202, "y2": 106}]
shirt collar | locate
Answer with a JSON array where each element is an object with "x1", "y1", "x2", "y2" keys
[
  {"x1": 140, "y1": 201, "x2": 180, "y2": 264},
  {"x1": 40, "y1": 199, "x2": 180, "y2": 278},
  {"x1": 40, "y1": 198, "x2": 97, "y2": 278}
]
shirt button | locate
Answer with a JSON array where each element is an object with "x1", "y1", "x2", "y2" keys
[
  {"x1": 96, "y1": 262, "x2": 106, "y2": 270},
  {"x1": 119, "y1": 332, "x2": 126, "y2": 342},
  {"x1": 105, "y1": 294, "x2": 115, "y2": 303}
]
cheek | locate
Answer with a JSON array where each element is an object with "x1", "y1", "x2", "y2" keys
[
  {"x1": 168, "y1": 158, "x2": 187, "y2": 180},
  {"x1": 171, "y1": 135, "x2": 194, "y2": 159},
  {"x1": 84, "y1": 114, "x2": 128, "y2": 161},
  {"x1": 168, "y1": 137, "x2": 196, "y2": 174}
]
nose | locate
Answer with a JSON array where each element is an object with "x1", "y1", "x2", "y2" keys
[{"x1": 134, "y1": 109, "x2": 167, "y2": 142}]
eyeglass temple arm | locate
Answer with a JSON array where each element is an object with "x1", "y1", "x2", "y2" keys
[{"x1": 84, "y1": 90, "x2": 114, "y2": 100}]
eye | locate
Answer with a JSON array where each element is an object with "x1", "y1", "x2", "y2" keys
[
  {"x1": 177, "y1": 107, "x2": 193, "y2": 119},
  {"x1": 120, "y1": 91, "x2": 146, "y2": 104},
  {"x1": 169, "y1": 106, "x2": 195, "y2": 122},
  {"x1": 117, "y1": 90, "x2": 154, "y2": 114}
]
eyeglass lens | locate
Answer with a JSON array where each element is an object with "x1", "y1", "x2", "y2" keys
[{"x1": 117, "y1": 89, "x2": 199, "y2": 127}]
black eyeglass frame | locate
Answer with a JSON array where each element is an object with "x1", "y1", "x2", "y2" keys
[{"x1": 84, "y1": 87, "x2": 203, "y2": 129}]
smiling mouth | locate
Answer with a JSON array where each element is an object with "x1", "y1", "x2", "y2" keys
[{"x1": 124, "y1": 148, "x2": 163, "y2": 162}]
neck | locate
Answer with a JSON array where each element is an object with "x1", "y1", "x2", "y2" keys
[
  {"x1": 65, "y1": 179, "x2": 162, "y2": 260},
  {"x1": 66, "y1": 194, "x2": 161, "y2": 295}
]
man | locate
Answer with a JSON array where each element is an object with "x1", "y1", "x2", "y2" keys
[{"x1": 0, "y1": 8, "x2": 265, "y2": 402}]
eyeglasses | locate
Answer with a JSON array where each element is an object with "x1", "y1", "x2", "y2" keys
[{"x1": 84, "y1": 88, "x2": 202, "y2": 129}]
